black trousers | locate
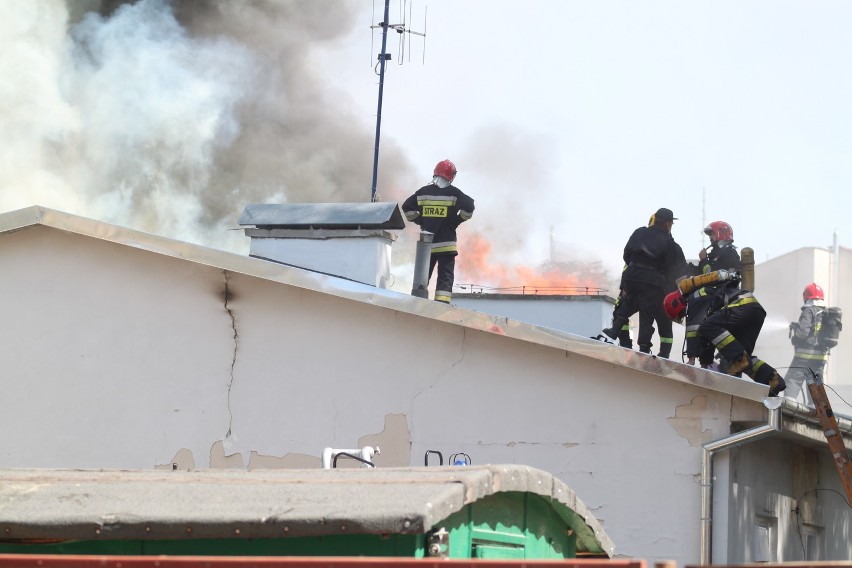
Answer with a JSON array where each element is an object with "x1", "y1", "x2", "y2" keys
[
  {"x1": 700, "y1": 302, "x2": 777, "y2": 385},
  {"x1": 607, "y1": 290, "x2": 634, "y2": 347},
  {"x1": 429, "y1": 254, "x2": 455, "y2": 303},
  {"x1": 685, "y1": 295, "x2": 716, "y2": 364},
  {"x1": 612, "y1": 281, "x2": 672, "y2": 356}
]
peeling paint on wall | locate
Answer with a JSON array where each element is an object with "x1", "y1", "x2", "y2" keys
[
  {"x1": 155, "y1": 448, "x2": 195, "y2": 470},
  {"x1": 667, "y1": 395, "x2": 714, "y2": 446},
  {"x1": 248, "y1": 452, "x2": 321, "y2": 470},
  {"x1": 210, "y1": 440, "x2": 245, "y2": 469},
  {"x1": 358, "y1": 413, "x2": 411, "y2": 467}
]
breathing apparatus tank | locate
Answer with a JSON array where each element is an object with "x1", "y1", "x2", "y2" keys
[
  {"x1": 740, "y1": 247, "x2": 755, "y2": 291},
  {"x1": 677, "y1": 269, "x2": 740, "y2": 295}
]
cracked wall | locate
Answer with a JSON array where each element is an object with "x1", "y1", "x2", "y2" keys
[{"x1": 8, "y1": 225, "x2": 831, "y2": 565}]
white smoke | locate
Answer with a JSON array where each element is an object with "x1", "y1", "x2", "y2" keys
[{"x1": 0, "y1": 0, "x2": 416, "y2": 252}]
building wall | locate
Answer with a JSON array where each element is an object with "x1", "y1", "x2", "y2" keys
[
  {"x1": 451, "y1": 295, "x2": 614, "y2": 337},
  {"x1": 721, "y1": 437, "x2": 852, "y2": 562},
  {"x1": 0, "y1": 225, "x2": 849, "y2": 564}
]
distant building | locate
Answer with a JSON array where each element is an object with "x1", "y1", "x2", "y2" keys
[{"x1": 452, "y1": 292, "x2": 615, "y2": 339}]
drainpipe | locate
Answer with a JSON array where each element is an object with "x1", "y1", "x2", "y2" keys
[{"x1": 700, "y1": 400, "x2": 782, "y2": 565}]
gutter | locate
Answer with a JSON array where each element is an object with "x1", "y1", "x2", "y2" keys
[
  {"x1": 780, "y1": 397, "x2": 852, "y2": 436},
  {"x1": 700, "y1": 396, "x2": 852, "y2": 565}
]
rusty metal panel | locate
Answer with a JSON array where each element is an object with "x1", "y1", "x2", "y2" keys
[{"x1": 0, "y1": 554, "x2": 646, "y2": 568}]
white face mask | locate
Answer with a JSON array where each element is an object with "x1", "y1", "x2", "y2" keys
[{"x1": 432, "y1": 175, "x2": 450, "y2": 188}]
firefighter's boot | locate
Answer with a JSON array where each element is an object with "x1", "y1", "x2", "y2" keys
[
  {"x1": 601, "y1": 327, "x2": 618, "y2": 341},
  {"x1": 726, "y1": 353, "x2": 750, "y2": 376},
  {"x1": 768, "y1": 372, "x2": 786, "y2": 397},
  {"x1": 591, "y1": 332, "x2": 614, "y2": 344}
]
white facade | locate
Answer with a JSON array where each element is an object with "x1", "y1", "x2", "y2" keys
[{"x1": 0, "y1": 207, "x2": 850, "y2": 565}]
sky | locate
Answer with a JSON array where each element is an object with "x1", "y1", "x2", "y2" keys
[
  {"x1": 3, "y1": 0, "x2": 852, "y2": 295},
  {"x1": 320, "y1": 0, "x2": 852, "y2": 286}
]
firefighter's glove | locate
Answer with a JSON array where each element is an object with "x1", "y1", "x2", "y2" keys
[{"x1": 788, "y1": 322, "x2": 799, "y2": 339}]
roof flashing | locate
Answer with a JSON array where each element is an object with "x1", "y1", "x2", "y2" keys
[{"x1": 239, "y1": 203, "x2": 406, "y2": 230}]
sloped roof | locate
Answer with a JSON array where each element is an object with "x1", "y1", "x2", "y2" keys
[
  {"x1": 0, "y1": 206, "x2": 772, "y2": 402},
  {"x1": 0, "y1": 465, "x2": 614, "y2": 557}
]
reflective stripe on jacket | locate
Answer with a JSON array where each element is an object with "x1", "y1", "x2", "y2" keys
[{"x1": 402, "y1": 183, "x2": 475, "y2": 255}]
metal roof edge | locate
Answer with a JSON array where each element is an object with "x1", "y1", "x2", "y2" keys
[
  {"x1": 0, "y1": 206, "x2": 779, "y2": 406},
  {"x1": 0, "y1": 205, "x2": 49, "y2": 233}
]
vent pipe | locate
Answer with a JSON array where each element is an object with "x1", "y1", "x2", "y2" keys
[
  {"x1": 411, "y1": 231, "x2": 434, "y2": 298},
  {"x1": 321, "y1": 446, "x2": 380, "y2": 469}
]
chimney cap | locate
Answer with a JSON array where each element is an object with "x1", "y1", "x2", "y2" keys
[{"x1": 239, "y1": 203, "x2": 405, "y2": 230}]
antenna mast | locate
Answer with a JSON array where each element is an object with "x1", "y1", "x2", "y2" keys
[
  {"x1": 701, "y1": 187, "x2": 706, "y2": 249},
  {"x1": 369, "y1": 0, "x2": 426, "y2": 202}
]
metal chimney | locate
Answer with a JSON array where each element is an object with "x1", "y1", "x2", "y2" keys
[
  {"x1": 239, "y1": 203, "x2": 405, "y2": 288},
  {"x1": 411, "y1": 230, "x2": 434, "y2": 298}
]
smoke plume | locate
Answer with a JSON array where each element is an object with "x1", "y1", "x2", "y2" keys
[
  {"x1": 1, "y1": 0, "x2": 415, "y2": 252},
  {"x1": 1, "y1": 0, "x2": 612, "y2": 294},
  {"x1": 453, "y1": 123, "x2": 614, "y2": 293}
]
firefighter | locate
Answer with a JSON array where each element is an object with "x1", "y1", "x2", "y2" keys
[
  {"x1": 402, "y1": 159, "x2": 475, "y2": 303},
  {"x1": 663, "y1": 281, "x2": 786, "y2": 397},
  {"x1": 597, "y1": 211, "x2": 686, "y2": 352},
  {"x1": 684, "y1": 221, "x2": 741, "y2": 368},
  {"x1": 784, "y1": 283, "x2": 829, "y2": 405},
  {"x1": 596, "y1": 285, "x2": 634, "y2": 348},
  {"x1": 599, "y1": 208, "x2": 685, "y2": 357}
]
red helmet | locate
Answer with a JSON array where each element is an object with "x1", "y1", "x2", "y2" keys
[
  {"x1": 803, "y1": 282, "x2": 824, "y2": 302},
  {"x1": 433, "y1": 159, "x2": 457, "y2": 183},
  {"x1": 663, "y1": 290, "x2": 688, "y2": 323},
  {"x1": 704, "y1": 221, "x2": 733, "y2": 242}
]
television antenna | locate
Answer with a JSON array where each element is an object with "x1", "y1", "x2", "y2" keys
[{"x1": 369, "y1": 0, "x2": 426, "y2": 202}]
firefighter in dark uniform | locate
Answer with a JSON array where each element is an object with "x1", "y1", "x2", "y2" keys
[
  {"x1": 599, "y1": 216, "x2": 687, "y2": 354},
  {"x1": 402, "y1": 159, "x2": 475, "y2": 303},
  {"x1": 785, "y1": 282, "x2": 829, "y2": 405},
  {"x1": 601, "y1": 208, "x2": 684, "y2": 356},
  {"x1": 684, "y1": 221, "x2": 741, "y2": 368},
  {"x1": 664, "y1": 280, "x2": 787, "y2": 397}
]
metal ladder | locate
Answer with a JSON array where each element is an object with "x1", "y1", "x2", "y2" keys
[{"x1": 807, "y1": 371, "x2": 852, "y2": 503}]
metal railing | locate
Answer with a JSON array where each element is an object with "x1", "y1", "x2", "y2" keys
[{"x1": 454, "y1": 284, "x2": 609, "y2": 296}]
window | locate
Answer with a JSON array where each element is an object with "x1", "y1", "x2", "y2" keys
[
  {"x1": 801, "y1": 525, "x2": 825, "y2": 561},
  {"x1": 753, "y1": 515, "x2": 777, "y2": 562}
]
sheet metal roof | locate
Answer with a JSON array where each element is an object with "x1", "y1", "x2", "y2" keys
[
  {"x1": 238, "y1": 203, "x2": 406, "y2": 230},
  {"x1": 0, "y1": 465, "x2": 614, "y2": 557}
]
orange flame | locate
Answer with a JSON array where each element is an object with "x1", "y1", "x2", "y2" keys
[{"x1": 455, "y1": 232, "x2": 610, "y2": 295}]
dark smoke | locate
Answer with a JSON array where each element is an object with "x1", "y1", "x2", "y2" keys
[{"x1": 2, "y1": 0, "x2": 415, "y2": 252}]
